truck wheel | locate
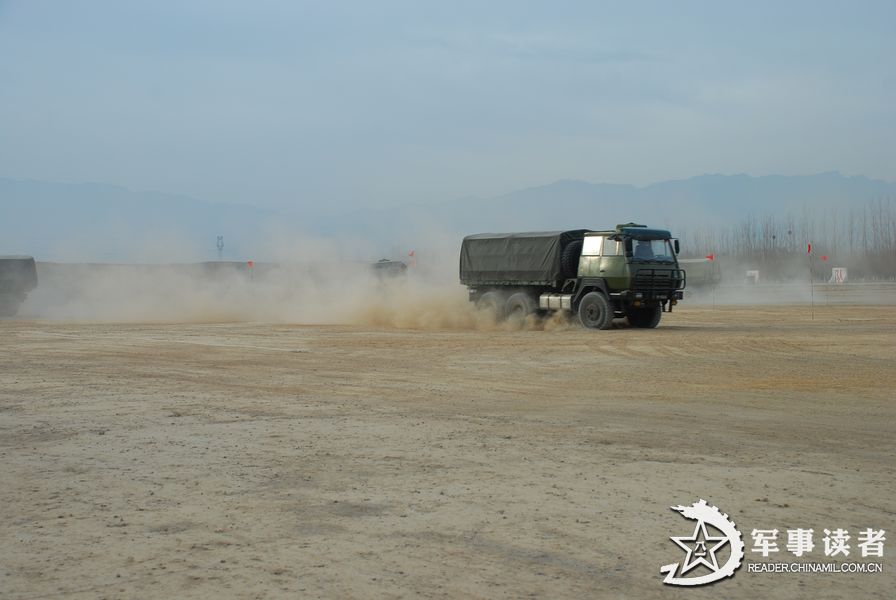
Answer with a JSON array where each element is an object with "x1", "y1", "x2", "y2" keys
[
  {"x1": 505, "y1": 292, "x2": 537, "y2": 326},
  {"x1": 476, "y1": 291, "x2": 506, "y2": 321},
  {"x1": 627, "y1": 305, "x2": 662, "y2": 328},
  {"x1": 578, "y1": 292, "x2": 612, "y2": 330}
]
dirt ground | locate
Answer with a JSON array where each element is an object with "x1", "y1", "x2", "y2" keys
[{"x1": 1, "y1": 305, "x2": 894, "y2": 599}]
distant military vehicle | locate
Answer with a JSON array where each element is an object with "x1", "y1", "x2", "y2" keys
[
  {"x1": 460, "y1": 224, "x2": 686, "y2": 329},
  {"x1": 0, "y1": 256, "x2": 38, "y2": 317},
  {"x1": 677, "y1": 257, "x2": 721, "y2": 288},
  {"x1": 371, "y1": 259, "x2": 408, "y2": 279}
]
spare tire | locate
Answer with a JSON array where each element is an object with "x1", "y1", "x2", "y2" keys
[{"x1": 561, "y1": 240, "x2": 583, "y2": 279}]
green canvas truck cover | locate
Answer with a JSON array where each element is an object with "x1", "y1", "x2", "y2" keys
[{"x1": 460, "y1": 230, "x2": 589, "y2": 285}]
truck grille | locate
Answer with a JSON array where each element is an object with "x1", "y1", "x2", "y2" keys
[{"x1": 633, "y1": 268, "x2": 686, "y2": 291}]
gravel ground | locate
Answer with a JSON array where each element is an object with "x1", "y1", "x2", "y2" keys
[{"x1": 1, "y1": 304, "x2": 894, "y2": 599}]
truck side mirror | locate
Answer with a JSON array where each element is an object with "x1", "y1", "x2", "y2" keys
[
  {"x1": 624, "y1": 238, "x2": 633, "y2": 255},
  {"x1": 673, "y1": 239, "x2": 680, "y2": 255}
]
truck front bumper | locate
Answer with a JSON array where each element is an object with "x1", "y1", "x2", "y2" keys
[{"x1": 620, "y1": 289, "x2": 684, "y2": 302}]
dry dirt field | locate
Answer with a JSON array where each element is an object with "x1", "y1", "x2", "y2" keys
[{"x1": 1, "y1": 305, "x2": 894, "y2": 599}]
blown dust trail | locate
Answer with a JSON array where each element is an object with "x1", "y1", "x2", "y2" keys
[
  {"x1": 22, "y1": 262, "x2": 581, "y2": 331},
  {"x1": 20, "y1": 261, "x2": 896, "y2": 329},
  {"x1": 347, "y1": 279, "x2": 578, "y2": 331}
]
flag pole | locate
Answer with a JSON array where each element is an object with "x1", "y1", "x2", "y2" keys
[
  {"x1": 807, "y1": 243, "x2": 814, "y2": 320},
  {"x1": 706, "y1": 253, "x2": 716, "y2": 311}
]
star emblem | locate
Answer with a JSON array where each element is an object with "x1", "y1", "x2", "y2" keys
[{"x1": 671, "y1": 520, "x2": 729, "y2": 575}]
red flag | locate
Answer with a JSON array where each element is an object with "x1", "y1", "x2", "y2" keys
[
  {"x1": 408, "y1": 250, "x2": 415, "y2": 257},
  {"x1": 820, "y1": 255, "x2": 828, "y2": 261},
  {"x1": 705, "y1": 253, "x2": 715, "y2": 261},
  {"x1": 807, "y1": 243, "x2": 812, "y2": 254},
  {"x1": 247, "y1": 260, "x2": 254, "y2": 269}
]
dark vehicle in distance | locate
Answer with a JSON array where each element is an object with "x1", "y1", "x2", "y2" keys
[
  {"x1": 0, "y1": 256, "x2": 38, "y2": 317},
  {"x1": 371, "y1": 259, "x2": 408, "y2": 279},
  {"x1": 460, "y1": 223, "x2": 686, "y2": 329},
  {"x1": 677, "y1": 257, "x2": 721, "y2": 288}
]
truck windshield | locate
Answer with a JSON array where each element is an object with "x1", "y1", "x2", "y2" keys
[{"x1": 631, "y1": 239, "x2": 675, "y2": 263}]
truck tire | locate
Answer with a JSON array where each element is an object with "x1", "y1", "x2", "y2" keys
[
  {"x1": 505, "y1": 292, "x2": 537, "y2": 326},
  {"x1": 627, "y1": 305, "x2": 662, "y2": 328},
  {"x1": 476, "y1": 291, "x2": 506, "y2": 321},
  {"x1": 561, "y1": 240, "x2": 583, "y2": 279},
  {"x1": 578, "y1": 291, "x2": 613, "y2": 330}
]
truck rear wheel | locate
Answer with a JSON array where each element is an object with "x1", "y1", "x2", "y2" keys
[
  {"x1": 505, "y1": 292, "x2": 537, "y2": 326},
  {"x1": 476, "y1": 291, "x2": 506, "y2": 321},
  {"x1": 627, "y1": 305, "x2": 662, "y2": 328},
  {"x1": 578, "y1": 292, "x2": 613, "y2": 330}
]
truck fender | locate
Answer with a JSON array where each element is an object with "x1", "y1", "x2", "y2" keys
[{"x1": 572, "y1": 279, "x2": 609, "y2": 308}]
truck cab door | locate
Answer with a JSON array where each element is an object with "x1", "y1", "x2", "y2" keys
[
  {"x1": 599, "y1": 237, "x2": 627, "y2": 291},
  {"x1": 577, "y1": 235, "x2": 603, "y2": 277}
]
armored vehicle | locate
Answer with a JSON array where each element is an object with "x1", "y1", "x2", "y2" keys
[
  {"x1": 677, "y1": 257, "x2": 721, "y2": 288},
  {"x1": 371, "y1": 259, "x2": 408, "y2": 279},
  {"x1": 0, "y1": 256, "x2": 38, "y2": 317},
  {"x1": 460, "y1": 224, "x2": 685, "y2": 329}
]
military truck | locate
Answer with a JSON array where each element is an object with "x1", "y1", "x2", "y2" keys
[
  {"x1": 677, "y1": 257, "x2": 721, "y2": 288},
  {"x1": 371, "y1": 259, "x2": 408, "y2": 279},
  {"x1": 0, "y1": 256, "x2": 38, "y2": 317},
  {"x1": 460, "y1": 224, "x2": 685, "y2": 329}
]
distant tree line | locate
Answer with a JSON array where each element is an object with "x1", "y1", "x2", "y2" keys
[{"x1": 676, "y1": 198, "x2": 896, "y2": 281}]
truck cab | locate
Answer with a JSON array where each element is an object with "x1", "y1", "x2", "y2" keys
[
  {"x1": 563, "y1": 224, "x2": 684, "y2": 327},
  {"x1": 578, "y1": 225, "x2": 683, "y2": 297}
]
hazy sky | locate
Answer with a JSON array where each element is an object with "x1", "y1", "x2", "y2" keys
[{"x1": 1, "y1": 1, "x2": 893, "y2": 216}]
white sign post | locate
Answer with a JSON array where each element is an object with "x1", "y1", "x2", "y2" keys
[{"x1": 828, "y1": 268, "x2": 847, "y2": 284}]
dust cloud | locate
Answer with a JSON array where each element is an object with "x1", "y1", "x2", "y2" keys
[
  {"x1": 19, "y1": 257, "x2": 896, "y2": 328},
  {"x1": 679, "y1": 253, "x2": 896, "y2": 306},
  {"x1": 349, "y1": 277, "x2": 579, "y2": 331},
  {"x1": 14, "y1": 230, "x2": 896, "y2": 327},
  {"x1": 21, "y1": 260, "x2": 587, "y2": 331},
  {"x1": 14, "y1": 226, "x2": 595, "y2": 330},
  {"x1": 16, "y1": 248, "x2": 568, "y2": 331}
]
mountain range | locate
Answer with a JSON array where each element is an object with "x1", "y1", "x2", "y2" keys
[{"x1": 1, "y1": 173, "x2": 894, "y2": 261}]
